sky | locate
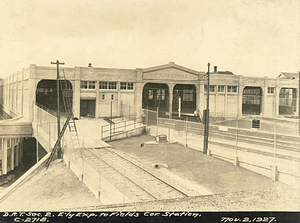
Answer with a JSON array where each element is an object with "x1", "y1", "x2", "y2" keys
[{"x1": 0, "y1": 0, "x2": 299, "y2": 79}]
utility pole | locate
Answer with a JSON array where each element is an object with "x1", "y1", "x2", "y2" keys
[
  {"x1": 298, "y1": 71, "x2": 300, "y2": 135},
  {"x1": 51, "y1": 60, "x2": 65, "y2": 158},
  {"x1": 203, "y1": 63, "x2": 210, "y2": 154}
]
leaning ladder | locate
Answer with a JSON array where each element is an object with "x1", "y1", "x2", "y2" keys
[
  {"x1": 60, "y1": 70, "x2": 82, "y2": 160},
  {"x1": 45, "y1": 114, "x2": 72, "y2": 168}
]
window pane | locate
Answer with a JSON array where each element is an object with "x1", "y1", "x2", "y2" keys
[
  {"x1": 109, "y1": 82, "x2": 117, "y2": 89},
  {"x1": 209, "y1": 85, "x2": 215, "y2": 92},
  {"x1": 89, "y1": 81, "x2": 95, "y2": 89},
  {"x1": 161, "y1": 90, "x2": 165, "y2": 100},
  {"x1": 218, "y1": 85, "x2": 225, "y2": 92},
  {"x1": 127, "y1": 83, "x2": 134, "y2": 90},
  {"x1": 81, "y1": 81, "x2": 88, "y2": 89},
  {"x1": 120, "y1": 82, "x2": 126, "y2": 90},
  {"x1": 149, "y1": 90, "x2": 153, "y2": 100},
  {"x1": 99, "y1": 82, "x2": 107, "y2": 89}
]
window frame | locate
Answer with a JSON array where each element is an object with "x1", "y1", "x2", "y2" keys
[
  {"x1": 227, "y1": 86, "x2": 238, "y2": 93},
  {"x1": 108, "y1": 82, "x2": 117, "y2": 90},
  {"x1": 99, "y1": 81, "x2": 108, "y2": 89},
  {"x1": 218, "y1": 85, "x2": 226, "y2": 93},
  {"x1": 268, "y1": 87, "x2": 275, "y2": 94}
]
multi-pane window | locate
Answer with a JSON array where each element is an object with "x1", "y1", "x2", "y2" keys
[
  {"x1": 88, "y1": 81, "x2": 95, "y2": 89},
  {"x1": 99, "y1": 81, "x2": 108, "y2": 89},
  {"x1": 81, "y1": 81, "x2": 95, "y2": 89},
  {"x1": 227, "y1": 86, "x2": 238, "y2": 93},
  {"x1": 183, "y1": 90, "x2": 193, "y2": 101},
  {"x1": 120, "y1": 82, "x2": 134, "y2": 90},
  {"x1": 204, "y1": 85, "x2": 216, "y2": 92},
  {"x1": 268, "y1": 87, "x2": 275, "y2": 94},
  {"x1": 156, "y1": 90, "x2": 165, "y2": 100},
  {"x1": 242, "y1": 88, "x2": 261, "y2": 104},
  {"x1": 111, "y1": 94, "x2": 115, "y2": 101},
  {"x1": 80, "y1": 81, "x2": 88, "y2": 89},
  {"x1": 120, "y1": 82, "x2": 127, "y2": 90},
  {"x1": 101, "y1": 94, "x2": 106, "y2": 100},
  {"x1": 218, "y1": 85, "x2": 225, "y2": 93},
  {"x1": 127, "y1": 83, "x2": 134, "y2": 90},
  {"x1": 99, "y1": 81, "x2": 117, "y2": 89},
  {"x1": 148, "y1": 90, "x2": 153, "y2": 100},
  {"x1": 109, "y1": 82, "x2": 117, "y2": 89},
  {"x1": 209, "y1": 85, "x2": 216, "y2": 92}
]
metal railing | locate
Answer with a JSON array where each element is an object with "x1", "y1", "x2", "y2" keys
[{"x1": 101, "y1": 117, "x2": 144, "y2": 140}]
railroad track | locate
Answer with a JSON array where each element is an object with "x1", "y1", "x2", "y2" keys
[
  {"x1": 83, "y1": 148, "x2": 188, "y2": 202},
  {"x1": 158, "y1": 120, "x2": 300, "y2": 152}
]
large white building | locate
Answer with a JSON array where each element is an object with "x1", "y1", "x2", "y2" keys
[{"x1": 0, "y1": 62, "x2": 298, "y2": 122}]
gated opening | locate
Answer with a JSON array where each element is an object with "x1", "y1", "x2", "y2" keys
[
  {"x1": 242, "y1": 87, "x2": 262, "y2": 115},
  {"x1": 279, "y1": 88, "x2": 297, "y2": 115},
  {"x1": 36, "y1": 79, "x2": 73, "y2": 112},
  {"x1": 142, "y1": 83, "x2": 169, "y2": 112},
  {"x1": 173, "y1": 84, "x2": 196, "y2": 114}
]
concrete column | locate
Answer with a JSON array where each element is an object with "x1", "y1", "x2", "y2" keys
[
  {"x1": 20, "y1": 138, "x2": 24, "y2": 164},
  {"x1": 237, "y1": 76, "x2": 244, "y2": 117},
  {"x1": 262, "y1": 78, "x2": 269, "y2": 117},
  {"x1": 74, "y1": 67, "x2": 81, "y2": 119},
  {"x1": 167, "y1": 83, "x2": 175, "y2": 116},
  {"x1": 275, "y1": 87, "x2": 280, "y2": 117},
  {"x1": 224, "y1": 88, "x2": 228, "y2": 116},
  {"x1": 199, "y1": 81, "x2": 205, "y2": 114},
  {"x1": 95, "y1": 81, "x2": 99, "y2": 118},
  {"x1": 196, "y1": 82, "x2": 201, "y2": 111},
  {"x1": 28, "y1": 64, "x2": 37, "y2": 122},
  {"x1": 15, "y1": 138, "x2": 19, "y2": 166},
  {"x1": 3, "y1": 138, "x2": 7, "y2": 175},
  {"x1": 238, "y1": 87, "x2": 243, "y2": 117},
  {"x1": 11, "y1": 139, "x2": 14, "y2": 171},
  {"x1": 117, "y1": 82, "x2": 121, "y2": 117},
  {"x1": 135, "y1": 69, "x2": 143, "y2": 119},
  {"x1": 275, "y1": 79, "x2": 280, "y2": 117}
]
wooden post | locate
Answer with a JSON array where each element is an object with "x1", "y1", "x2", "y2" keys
[
  {"x1": 203, "y1": 63, "x2": 210, "y2": 154},
  {"x1": 51, "y1": 60, "x2": 64, "y2": 158}
]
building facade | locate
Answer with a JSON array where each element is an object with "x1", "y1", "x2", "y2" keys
[{"x1": 0, "y1": 62, "x2": 299, "y2": 122}]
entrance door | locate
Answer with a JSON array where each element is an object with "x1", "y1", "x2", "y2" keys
[
  {"x1": 242, "y1": 87, "x2": 262, "y2": 115},
  {"x1": 80, "y1": 99, "x2": 96, "y2": 117}
]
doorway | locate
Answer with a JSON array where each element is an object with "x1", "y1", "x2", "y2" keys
[{"x1": 80, "y1": 99, "x2": 96, "y2": 117}]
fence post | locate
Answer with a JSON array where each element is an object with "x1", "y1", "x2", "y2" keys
[
  {"x1": 157, "y1": 107, "x2": 159, "y2": 134},
  {"x1": 234, "y1": 116, "x2": 239, "y2": 166},
  {"x1": 146, "y1": 106, "x2": 149, "y2": 126},
  {"x1": 185, "y1": 117, "x2": 188, "y2": 147},
  {"x1": 134, "y1": 117, "x2": 136, "y2": 128},
  {"x1": 272, "y1": 118, "x2": 277, "y2": 181},
  {"x1": 129, "y1": 105, "x2": 130, "y2": 120}
]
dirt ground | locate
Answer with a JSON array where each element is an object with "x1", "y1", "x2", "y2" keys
[
  {"x1": 0, "y1": 159, "x2": 102, "y2": 211},
  {"x1": 0, "y1": 135, "x2": 299, "y2": 211},
  {"x1": 109, "y1": 135, "x2": 291, "y2": 194}
]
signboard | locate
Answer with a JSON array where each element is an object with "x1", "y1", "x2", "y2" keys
[{"x1": 143, "y1": 68, "x2": 198, "y2": 81}]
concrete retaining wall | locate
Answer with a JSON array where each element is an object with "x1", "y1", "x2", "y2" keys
[
  {"x1": 149, "y1": 125, "x2": 300, "y2": 187},
  {"x1": 102, "y1": 126, "x2": 145, "y2": 142}
]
